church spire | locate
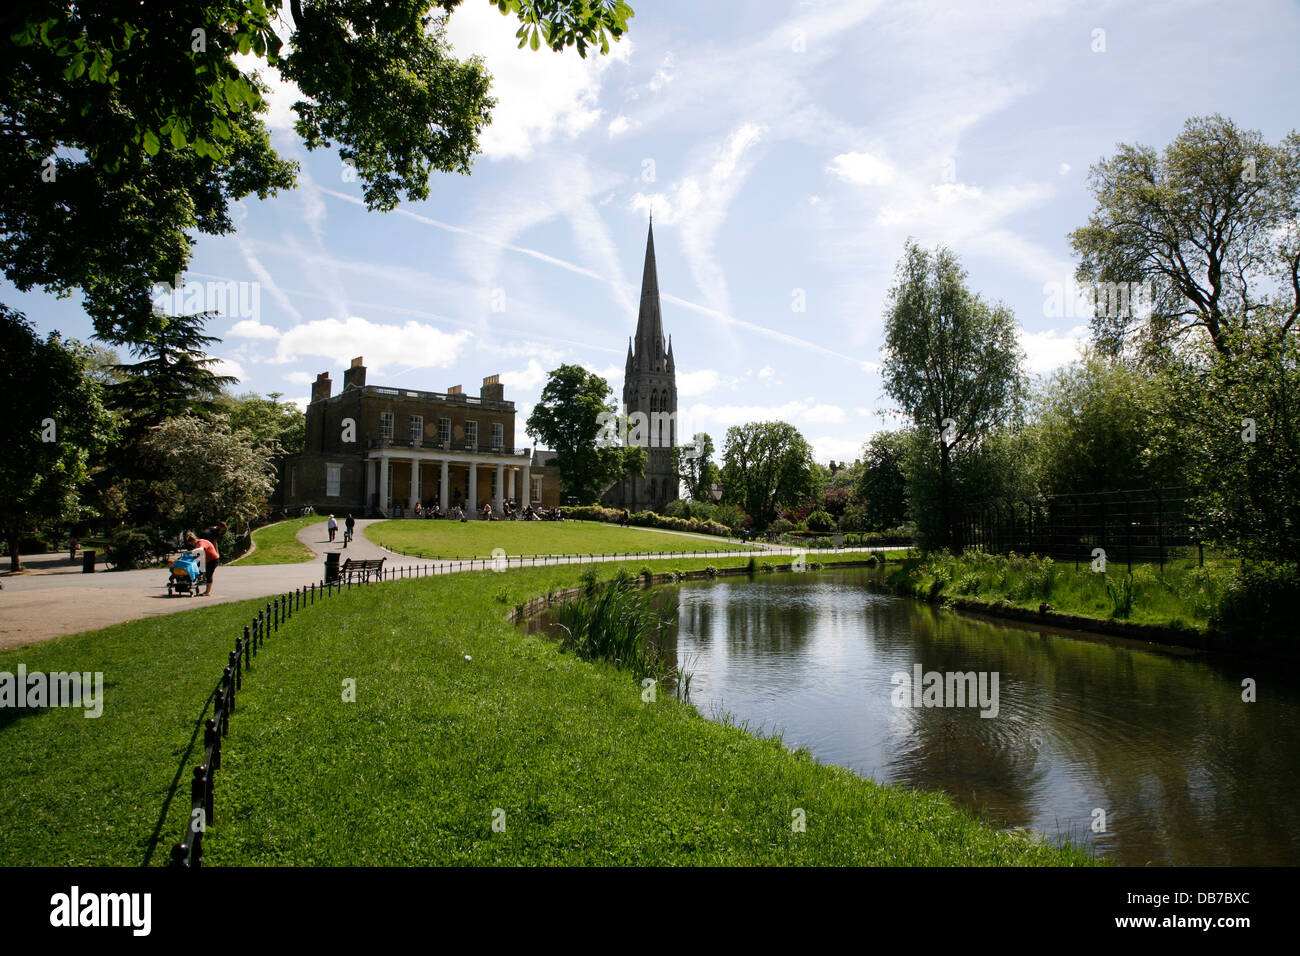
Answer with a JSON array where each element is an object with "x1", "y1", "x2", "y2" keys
[{"x1": 634, "y1": 218, "x2": 664, "y2": 370}]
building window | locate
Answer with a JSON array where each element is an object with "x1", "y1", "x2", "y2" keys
[
  {"x1": 379, "y1": 412, "x2": 394, "y2": 440},
  {"x1": 491, "y1": 422, "x2": 503, "y2": 450},
  {"x1": 531, "y1": 476, "x2": 542, "y2": 503},
  {"x1": 465, "y1": 420, "x2": 478, "y2": 449},
  {"x1": 326, "y1": 464, "x2": 341, "y2": 497},
  {"x1": 409, "y1": 415, "x2": 423, "y2": 444},
  {"x1": 437, "y1": 417, "x2": 450, "y2": 445}
]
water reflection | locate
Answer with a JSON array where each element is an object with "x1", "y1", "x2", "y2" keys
[{"x1": 528, "y1": 569, "x2": 1300, "y2": 865}]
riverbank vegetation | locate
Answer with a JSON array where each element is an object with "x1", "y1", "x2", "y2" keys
[{"x1": 889, "y1": 550, "x2": 1300, "y2": 651}]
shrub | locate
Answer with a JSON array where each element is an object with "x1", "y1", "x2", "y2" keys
[
  {"x1": 1210, "y1": 561, "x2": 1300, "y2": 638},
  {"x1": 769, "y1": 518, "x2": 795, "y2": 536},
  {"x1": 107, "y1": 526, "x2": 156, "y2": 570},
  {"x1": 806, "y1": 509, "x2": 837, "y2": 533}
]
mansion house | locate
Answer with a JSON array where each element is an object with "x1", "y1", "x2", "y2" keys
[{"x1": 273, "y1": 357, "x2": 561, "y2": 517}]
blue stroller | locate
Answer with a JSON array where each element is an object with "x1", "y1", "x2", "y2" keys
[{"x1": 167, "y1": 552, "x2": 205, "y2": 597}]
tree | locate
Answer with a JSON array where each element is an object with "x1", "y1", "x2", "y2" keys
[
  {"x1": 0, "y1": 307, "x2": 115, "y2": 571},
  {"x1": 3, "y1": 1, "x2": 633, "y2": 343},
  {"x1": 719, "y1": 422, "x2": 814, "y2": 529},
  {"x1": 526, "y1": 364, "x2": 643, "y2": 502},
  {"x1": 1070, "y1": 115, "x2": 1300, "y2": 364},
  {"x1": 1157, "y1": 318, "x2": 1300, "y2": 561},
  {"x1": 676, "y1": 432, "x2": 718, "y2": 501},
  {"x1": 141, "y1": 414, "x2": 277, "y2": 532},
  {"x1": 219, "y1": 391, "x2": 306, "y2": 456},
  {"x1": 1032, "y1": 353, "x2": 1178, "y2": 496},
  {"x1": 108, "y1": 311, "x2": 238, "y2": 437},
  {"x1": 881, "y1": 240, "x2": 1025, "y2": 547},
  {"x1": 855, "y1": 430, "x2": 910, "y2": 531}
]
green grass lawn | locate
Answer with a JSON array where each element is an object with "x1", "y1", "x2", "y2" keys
[
  {"x1": 0, "y1": 551, "x2": 1090, "y2": 866},
  {"x1": 366, "y1": 518, "x2": 749, "y2": 559},
  {"x1": 229, "y1": 517, "x2": 321, "y2": 566}
]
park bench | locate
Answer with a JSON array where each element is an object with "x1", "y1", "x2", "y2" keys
[{"x1": 340, "y1": 557, "x2": 385, "y2": 583}]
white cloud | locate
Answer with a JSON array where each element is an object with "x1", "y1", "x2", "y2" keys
[
  {"x1": 285, "y1": 371, "x2": 317, "y2": 386},
  {"x1": 500, "y1": 359, "x2": 548, "y2": 391},
  {"x1": 827, "y1": 151, "x2": 895, "y2": 186},
  {"x1": 1058, "y1": 162, "x2": 1071, "y2": 176},
  {"x1": 677, "y1": 369, "x2": 721, "y2": 397},
  {"x1": 274, "y1": 316, "x2": 473, "y2": 372},
  {"x1": 228, "y1": 318, "x2": 281, "y2": 340},
  {"x1": 445, "y1": 2, "x2": 629, "y2": 161},
  {"x1": 1018, "y1": 324, "x2": 1088, "y2": 374},
  {"x1": 631, "y1": 122, "x2": 768, "y2": 316},
  {"x1": 757, "y1": 366, "x2": 775, "y2": 379},
  {"x1": 608, "y1": 115, "x2": 635, "y2": 137},
  {"x1": 811, "y1": 435, "x2": 870, "y2": 464}
]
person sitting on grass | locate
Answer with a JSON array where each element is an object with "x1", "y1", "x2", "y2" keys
[{"x1": 184, "y1": 532, "x2": 220, "y2": 597}]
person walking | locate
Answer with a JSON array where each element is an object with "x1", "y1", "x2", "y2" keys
[
  {"x1": 184, "y1": 532, "x2": 220, "y2": 597},
  {"x1": 344, "y1": 513, "x2": 356, "y2": 547},
  {"x1": 327, "y1": 514, "x2": 338, "y2": 542}
]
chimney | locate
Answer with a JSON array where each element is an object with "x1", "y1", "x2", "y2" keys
[
  {"x1": 447, "y1": 384, "x2": 462, "y2": 396},
  {"x1": 481, "y1": 373, "x2": 504, "y2": 403},
  {"x1": 342, "y1": 356, "x2": 366, "y2": 390},
  {"x1": 310, "y1": 372, "x2": 332, "y2": 403}
]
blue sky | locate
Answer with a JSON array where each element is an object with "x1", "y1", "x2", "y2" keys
[{"x1": 8, "y1": 0, "x2": 1300, "y2": 463}]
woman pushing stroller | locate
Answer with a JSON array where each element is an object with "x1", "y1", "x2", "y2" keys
[{"x1": 184, "y1": 531, "x2": 220, "y2": 596}]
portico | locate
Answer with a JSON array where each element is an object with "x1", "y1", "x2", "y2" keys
[{"x1": 365, "y1": 449, "x2": 533, "y2": 517}]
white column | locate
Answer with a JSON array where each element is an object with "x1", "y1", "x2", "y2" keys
[
  {"x1": 440, "y1": 459, "x2": 449, "y2": 512},
  {"x1": 522, "y1": 465, "x2": 532, "y2": 504},
  {"x1": 378, "y1": 456, "x2": 389, "y2": 515},
  {"x1": 468, "y1": 461, "x2": 477, "y2": 515},
  {"x1": 409, "y1": 458, "x2": 419, "y2": 512},
  {"x1": 494, "y1": 463, "x2": 504, "y2": 513}
]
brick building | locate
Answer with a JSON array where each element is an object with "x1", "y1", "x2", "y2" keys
[{"x1": 274, "y1": 358, "x2": 561, "y2": 516}]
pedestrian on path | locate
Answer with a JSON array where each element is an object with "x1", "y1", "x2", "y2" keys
[
  {"x1": 184, "y1": 532, "x2": 220, "y2": 597},
  {"x1": 344, "y1": 514, "x2": 355, "y2": 547},
  {"x1": 328, "y1": 514, "x2": 338, "y2": 542}
]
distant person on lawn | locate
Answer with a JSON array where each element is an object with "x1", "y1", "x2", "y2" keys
[
  {"x1": 184, "y1": 532, "x2": 220, "y2": 597},
  {"x1": 327, "y1": 514, "x2": 338, "y2": 542}
]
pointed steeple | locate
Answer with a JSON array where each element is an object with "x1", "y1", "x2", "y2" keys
[
  {"x1": 666, "y1": 334, "x2": 675, "y2": 372},
  {"x1": 625, "y1": 335, "x2": 635, "y2": 373},
  {"x1": 634, "y1": 218, "x2": 664, "y2": 371}
]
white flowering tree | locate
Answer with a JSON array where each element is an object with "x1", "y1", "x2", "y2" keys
[{"x1": 141, "y1": 414, "x2": 276, "y2": 533}]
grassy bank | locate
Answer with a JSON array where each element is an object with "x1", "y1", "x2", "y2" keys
[
  {"x1": 888, "y1": 550, "x2": 1237, "y2": 632},
  {"x1": 0, "y1": 550, "x2": 1089, "y2": 866},
  {"x1": 366, "y1": 518, "x2": 750, "y2": 559},
  {"x1": 229, "y1": 517, "x2": 320, "y2": 566}
]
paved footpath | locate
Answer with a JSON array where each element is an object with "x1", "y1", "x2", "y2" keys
[{"x1": 0, "y1": 519, "x2": 894, "y2": 649}]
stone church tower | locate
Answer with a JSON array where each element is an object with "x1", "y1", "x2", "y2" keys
[{"x1": 606, "y1": 220, "x2": 677, "y2": 511}]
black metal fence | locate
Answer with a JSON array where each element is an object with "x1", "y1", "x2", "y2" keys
[
  {"x1": 956, "y1": 487, "x2": 1202, "y2": 571},
  {"x1": 170, "y1": 546, "x2": 771, "y2": 867}
]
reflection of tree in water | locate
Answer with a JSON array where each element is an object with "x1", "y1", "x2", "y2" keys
[{"x1": 887, "y1": 602, "x2": 1300, "y2": 864}]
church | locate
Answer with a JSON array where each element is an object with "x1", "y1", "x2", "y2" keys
[{"x1": 603, "y1": 220, "x2": 679, "y2": 512}]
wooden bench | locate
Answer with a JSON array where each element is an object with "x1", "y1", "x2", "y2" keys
[{"x1": 340, "y1": 557, "x2": 385, "y2": 583}]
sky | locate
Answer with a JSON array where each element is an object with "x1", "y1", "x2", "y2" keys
[{"x1": 8, "y1": 0, "x2": 1300, "y2": 464}]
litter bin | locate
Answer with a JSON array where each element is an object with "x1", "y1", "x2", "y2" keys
[
  {"x1": 324, "y1": 551, "x2": 341, "y2": 584},
  {"x1": 82, "y1": 550, "x2": 96, "y2": 573}
]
